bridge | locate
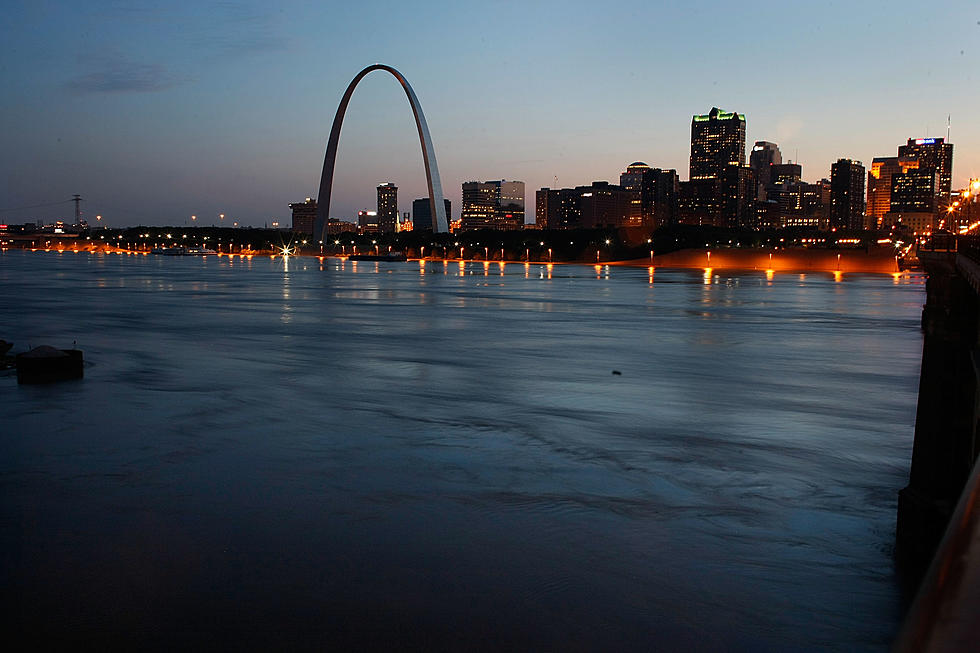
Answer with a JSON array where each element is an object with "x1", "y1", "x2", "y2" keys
[{"x1": 894, "y1": 235, "x2": 980, "y2": 651}]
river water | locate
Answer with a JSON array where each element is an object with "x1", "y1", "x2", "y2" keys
[{"x1": 1, "y1": 250, "x2": 924, "y2": 650}]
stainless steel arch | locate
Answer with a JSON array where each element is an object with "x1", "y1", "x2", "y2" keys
[{"x1": 315, "y1": 64, "x2": 449, "y2": 241}]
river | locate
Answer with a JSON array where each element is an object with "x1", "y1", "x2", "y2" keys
[{"x1": 0, "y1": 250, "x2": 924, "y2": 650}]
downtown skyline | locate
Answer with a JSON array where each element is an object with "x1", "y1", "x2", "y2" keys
[{"x1": 2, "y1": 0, "x2": 978, "y2": 227}]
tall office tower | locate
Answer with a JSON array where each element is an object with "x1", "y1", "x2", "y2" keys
[
  {"x1": 749, "y1": 141, "x2": 782, "y2": 190},
  {"x1": 535, "y1": 188, "x2": 557, "y2": 229},
  {"x1": 461, "y1": 181, "x2": 500, "y2": 229},
  {"x1": 689, "y1": 108, "x2": 747, "y2": 227},
  {"x1": 498, "y1": 181, "x2": 526, "y2": 229},
  {"x1": 829, "y1": 159, "x2": 866, "y2": 230},
  {"x1": 461, "y1": 180, "x2": 525, "y2": 230},
  {"x1": 412, "y1": 198, "x2": 452, "y2": 232},
  {"x1": 678, "y1": 179, "x2": 723, "y2": 226},
  {"x1": 619, "y1": 163, "x2": 679, "y2": 228},
  {"x1": 815, "y1": 178, "x2": 832, "y2": 230},
  {"x1": 883, "y1": 166, "x2": 940, "y2": 235},
  {"x1": 376, "y1": 183, "x2": 398, "y2": 233},
  {"x1": 679, "y1": 168, "x2": 754, "y2": 228},
  {"x1": 288, "y1": 198, "x2": 317, "y2": 235},
  {"x1": 867, "y1": 157, "x2": 919, "y2": 229},
  {"x1": 774, "y1": 181, "x2": 825, "y2": 228},
  {"x1": 690, "y1": 107, "x2": 746, "y2": 180},
  {"x1": 719, "y1": 165, "x2": 757, "y2": 228},
  {"x1": 898, "y1": 137, "x2": 954, "y2": 208},
  {"x1": 620, "y1": 162, "x2": 653, "y2": 224},
  {"x1": 650, "y1": 168, "x2": 680, "y2": 227},
  {"x1": 890, "y1": 167, "x2": 940, "y2": 213},
  {"x1": 536, "y1": 187, "x2": 585, "y2": 229}
]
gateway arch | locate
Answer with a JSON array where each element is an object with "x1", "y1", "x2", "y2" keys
[{"x1": 315, "y1": 64, "x2": 449, "y2": 241}]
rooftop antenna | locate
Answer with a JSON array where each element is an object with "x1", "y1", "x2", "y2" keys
[
  {"x1": 947, "y1": 114, "x2": 950, "y2": 141},
  {"x1": 72, "y1": 194, "x2": 82, "y2": 224}
]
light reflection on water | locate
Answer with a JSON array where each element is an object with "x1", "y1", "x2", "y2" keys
[{"x1": 0, "y1": 250, "x2": 924, "y2": 650}]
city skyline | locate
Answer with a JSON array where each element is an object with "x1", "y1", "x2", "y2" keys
[{"x1": 2, "y1": 0, "x2": 978, "y2": 227}]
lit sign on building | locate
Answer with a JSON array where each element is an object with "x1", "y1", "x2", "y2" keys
[{"x1": 915, "y1": 138, "x2": 936, "y2": 145}]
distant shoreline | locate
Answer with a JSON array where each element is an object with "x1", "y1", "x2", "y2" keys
[{"x1": 4, "y1": 244, "x2": 907, "y2": 275}]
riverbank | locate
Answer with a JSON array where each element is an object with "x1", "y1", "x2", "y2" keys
[{"x1": 4, "y1": 243, "x2": 905, "y2": 274}]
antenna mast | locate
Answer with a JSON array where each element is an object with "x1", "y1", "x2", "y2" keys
[{"x1": 72, "y1": 194, "x2": 82, "y2": 224}]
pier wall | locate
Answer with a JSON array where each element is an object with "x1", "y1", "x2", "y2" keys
[{"x1": 649, "y1": 247, "x2": 900, "y2": 273}]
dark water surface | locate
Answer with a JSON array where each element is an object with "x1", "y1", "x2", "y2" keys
[{"x1": 1, "y1": 251, "x2": 924, "y2": 650}]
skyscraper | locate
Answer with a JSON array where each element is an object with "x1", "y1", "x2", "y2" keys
[
  {"x1": 749, "y1": 141, "x2": 782, "y2": 190},
  {"x1": 829, "y1": 159, "x2": 866, "y2": 230},
  {"x1": 461, "y1": 182, "x2": 500, "y2": 230},
  {"x1": 619, "y1": 163, "x2": 679, "y2": 228},
  {"x1": 897, "y1": 137, "x2": 953, "y2": 208},
  {"x1": 867, "y1": 157, "x2": 919, "y2": 229},
  {"x1": 461, "y1": 180, "x2": 525, "y2": 230},
  {"x1": 890, "y1": 167, "x2": 940, "y2": 214},
  {"x1": 688, "y1": 108, "x2": 748, "y2": 227},
  {"x1": 498, "y1": 181, "x2": 526, "y2": 229},
  {"x1": 690, "y1": 107, "x2": 746, "y2": 180},
  {"x1": 376, "y1": 183, "x2": 398, "y2": 233}
]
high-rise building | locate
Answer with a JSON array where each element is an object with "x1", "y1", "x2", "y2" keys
[
  {"x1": 771, "y1": 181, "x2": 825, "y2": 229},
  {"x1": 376, "y1": 183, "x2": 398, "y2": 233},
  {"x1": 890, "y1": 167, "x2": 940, "y2": 214},
  {"x1": 498, "y1": 181, "x2": 526, "y2": 229},
  {"x1": 688, "y1": 108, "x2": 748, "y2": 228},
  {"x1": 898, "y1": 137, "x2": 953, "y2": 208},
  {"x1": 619, "y1": 162, "x2": 679, "y2": 228},
  {"x1": 461, "y1": 182, "x2": 500, "y2": 229},
  {"x1": 690, "y1": 107, "x2": 746, "y2": 180},
  {"x1": 289, "y1": 198, "x2": 317, "y2": 235},
  {"x1": 719, "y1": 165, "x2": 757, "y2": 228},
  {"x1": 412, "y1": 198, "x2": 452, "y2": 232},
  {"x1": 461, "y1": 180, "x2": 525, "y2": 230},
  {"x1": 534, "y1": 182, "x2": 639, "y2": 229},
  {"x1": 829, "y1": 159, "x2": 866, "y2": 230},
  {"x1": 678, "y1": 179, "x2": 723, "y2": 227},
  {"x1": 535, "y1": 188, "x2": 558, "y2": 229},
  {"x1": 749, "y1": 141, "x2": 782, "y2": 190},
  {"x1": 867, "y1": 157, "x2": 919, "y2": 229}
]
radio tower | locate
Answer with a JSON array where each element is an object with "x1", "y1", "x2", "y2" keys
[{"x1": 72, "y1": 194, "x2": 82, "y2": 225}]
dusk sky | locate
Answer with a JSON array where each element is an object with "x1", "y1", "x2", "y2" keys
[{"x1": 2, "y1": 0, "x2": 978, "y2": 227}]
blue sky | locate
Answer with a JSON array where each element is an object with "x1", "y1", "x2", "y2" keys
[{"x1": 2, "y1": 0, "x2": 978, "y2": 226}]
